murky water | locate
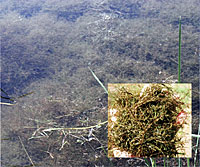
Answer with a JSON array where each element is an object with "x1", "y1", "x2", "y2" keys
[{"x1": 1, "y1": 0, "x2": 199, "y2": 166}]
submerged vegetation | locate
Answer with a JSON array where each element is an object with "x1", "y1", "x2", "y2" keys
[
  {"x1": 1, "y1": 0, "x2": 199, "y2": 166},
  {"x1": 108, "y1": 84, "x2": 191, "y2": 158}
]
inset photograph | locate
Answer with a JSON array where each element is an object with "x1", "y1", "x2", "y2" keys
[{"x1": 108, "y1": 83, "x2": 191, "y2": 158}]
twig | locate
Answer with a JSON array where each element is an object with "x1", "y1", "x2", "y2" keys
[
  {"x1": 0, "y1": 102, "x2": 15, "y2": 105},
  {"x1": 18, "y1": 136, "x2": 35, "y2": 167},
  {"x1": 42, "y1": 121, "x2": 108, "y2": 132},
  {"x1": 88, "y1": 67, "x2": 108, "y2": 94}
]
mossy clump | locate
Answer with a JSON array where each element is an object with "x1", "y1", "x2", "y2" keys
[{"x1": 109, "y1": 84, "x2": 185, "y2": 157}]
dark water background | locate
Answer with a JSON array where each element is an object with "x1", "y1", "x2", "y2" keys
[{"x1": 0, "y1": 0, "x2": 199, "y2": 166}]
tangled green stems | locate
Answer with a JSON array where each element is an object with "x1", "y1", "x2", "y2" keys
[{"x1": 109, "y1": 84, "x2": 185, "y2": 158}]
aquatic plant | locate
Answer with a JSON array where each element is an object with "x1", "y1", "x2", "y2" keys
[{"x1": 108, "y1": 84, "x2": 187, "y2": 158}]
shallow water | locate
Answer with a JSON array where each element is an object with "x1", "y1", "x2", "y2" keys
[{"x1": 1, "y1": 0, "x2": 199, "y2": 166}]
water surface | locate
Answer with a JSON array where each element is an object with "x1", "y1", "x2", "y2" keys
[{"x1": 1, "y1": 0, "x2": 199, "y2": 166}]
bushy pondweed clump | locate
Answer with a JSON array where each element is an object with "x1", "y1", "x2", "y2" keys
[{"x1": 109, "y1": 84, "x2": 186, "y2": 157}]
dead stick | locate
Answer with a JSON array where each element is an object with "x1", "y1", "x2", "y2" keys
[{"x1": 18, "y1": 136, "x2": 35, "y2": 167}]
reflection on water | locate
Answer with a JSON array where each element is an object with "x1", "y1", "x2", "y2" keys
[{"x1": 1, "y1": 0, "x2": 199, "y2": 166}]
